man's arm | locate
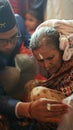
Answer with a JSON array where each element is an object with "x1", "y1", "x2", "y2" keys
[{"x1": 0, "y1": 95, "x2": 19, "y2": 119}]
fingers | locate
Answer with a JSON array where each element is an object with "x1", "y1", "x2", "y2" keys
[
  {"x1": 42, "y1": 107, "x2": 67, "y2": 118},
  {"x1": 46, "y1": 110, "x2": 67, "y2": 118},
  {"x1": 40, "y1": 98, "x2": 59, "y2": 104},
  {"x1": 37, "y1": 113, "x2": 62, "y2": 123},
  {"x1": 47, "y1": 103, "x2": 68, "y2": 111},
  {"x1": 39, "y1": 98, "x2": 68, "y2": 112},
  {"x1": 43, "y1": 117, "x2": 62, "y2": 123},
  {"x1": 30, "y1": 98, "x2": 68, "y2": 123},
  {"x1": 39, "y1": 111, "x2": 65, "y2": 119}
]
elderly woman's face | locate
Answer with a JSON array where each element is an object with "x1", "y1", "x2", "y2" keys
[{"x1": 33, "y1": 39, "x2": 62, "y2": 76}]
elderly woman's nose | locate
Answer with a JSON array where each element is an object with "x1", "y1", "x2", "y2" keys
[{"x1": 43, "y1": 60, "x2": 50, "y2": 70}]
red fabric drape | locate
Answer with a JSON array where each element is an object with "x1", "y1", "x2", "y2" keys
[{"x1": 9, "y1": 0, "x2": 34, "y2": 17}]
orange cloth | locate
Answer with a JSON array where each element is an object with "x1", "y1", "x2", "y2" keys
[
  {"x1": 18, "y1": 42, "x2": 32, "y2": 56},
  {"x1": 35, "y1": 74, "x2": 47, "y2": 81}
]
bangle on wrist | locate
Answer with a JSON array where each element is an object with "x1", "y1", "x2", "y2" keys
[
  {"x1": 15, "y1": 102, "x2": 22, "y2": 118},
  {"x1": 27, "y1": 102, "x2": 33, "y2": 119}
]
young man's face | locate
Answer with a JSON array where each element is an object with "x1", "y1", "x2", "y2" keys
[
  {"x1": 33, "y1": 39, "x2": 62, "y2": 76},
  {"x1": 0, "y1": 26, "x2": 18, "y2": 54}
]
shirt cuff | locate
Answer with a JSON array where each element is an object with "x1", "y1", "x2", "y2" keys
[{"x1": 15, "y1": 102, "x2": 22, "y2": 118}]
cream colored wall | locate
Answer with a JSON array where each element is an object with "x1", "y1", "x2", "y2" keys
[{"x1": 44, "y1": 0, "x2": 73, "y2": 20}]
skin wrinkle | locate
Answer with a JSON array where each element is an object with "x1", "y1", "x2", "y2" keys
[{"x1": 33, "y1": 40, "x2": 62, "y2": 76}]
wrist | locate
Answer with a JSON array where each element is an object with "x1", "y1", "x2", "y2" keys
[{"x1": 15, "y1": 102, "x2": 33, "y2": 119}]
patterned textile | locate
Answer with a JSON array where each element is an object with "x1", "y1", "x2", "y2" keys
[
  {"x1": 41, "y1": 59, "x2": 73, "y2": 97},
  {"x1": 24, "y1": 59, "x2": 73, "y2": 130},
  {"x1": 58, "y1": 68, "x2": 73, "y2": 96},
  {"x1": 33, "y1": 59, "x2": 73, "y2": 130}
]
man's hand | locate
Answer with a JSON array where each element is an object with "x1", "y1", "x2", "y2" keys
[{"x1": 30, "y1": 98, "x2": 68, "y2": 123}]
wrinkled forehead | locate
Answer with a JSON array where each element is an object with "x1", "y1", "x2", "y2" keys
[{"x1": 0, "y1": 25, "x2": 18, "y2": 39}]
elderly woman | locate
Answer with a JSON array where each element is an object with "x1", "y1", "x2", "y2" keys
[{"x1": 29, "y1": 23, "x2": 73, "y2": 130}]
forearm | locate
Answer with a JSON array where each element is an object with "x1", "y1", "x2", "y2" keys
[
  {"x1": 0, "y1": 95, "x2": 19, "y2": 119},
  {"x1": 0, "y1": 95, "x2": 33, "y2": 120},
  {"x1": 0, "y1": 84, "x2": 32, "y2": 120},
  {"x1": 16, "y1": 102, "x2": 32, "y2": 119}
]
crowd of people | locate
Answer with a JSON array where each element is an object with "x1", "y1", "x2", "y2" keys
[{"x1": 0, "y1": 0, "x2": 73, "y2": 130}]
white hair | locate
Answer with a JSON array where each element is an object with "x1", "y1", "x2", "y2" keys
[{"x1": 30, "y1": 26, "x2": 59, "y2": 51}]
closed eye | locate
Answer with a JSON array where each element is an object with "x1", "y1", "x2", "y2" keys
[
  {"x1": 47, "y1": 56, "x2": 54, "y2": 60},
  {"x1": 38, "y1": 59, "x2": 44, "y2": 62},
  {"x1": 37, "y1": 56, "x2": 54, "y2": 62}
]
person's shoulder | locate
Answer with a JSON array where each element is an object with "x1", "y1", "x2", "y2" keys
[{"x1": 15, "y1": 14, "x2": 23, "y2": 21}]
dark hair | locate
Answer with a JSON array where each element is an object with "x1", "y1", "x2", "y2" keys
[
  {"x1": 30, "y1": 27, "x2": 60, "y2": 51},
  {"x1": 25, "y1": 9, "x2": 43, "y2": 22}
]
